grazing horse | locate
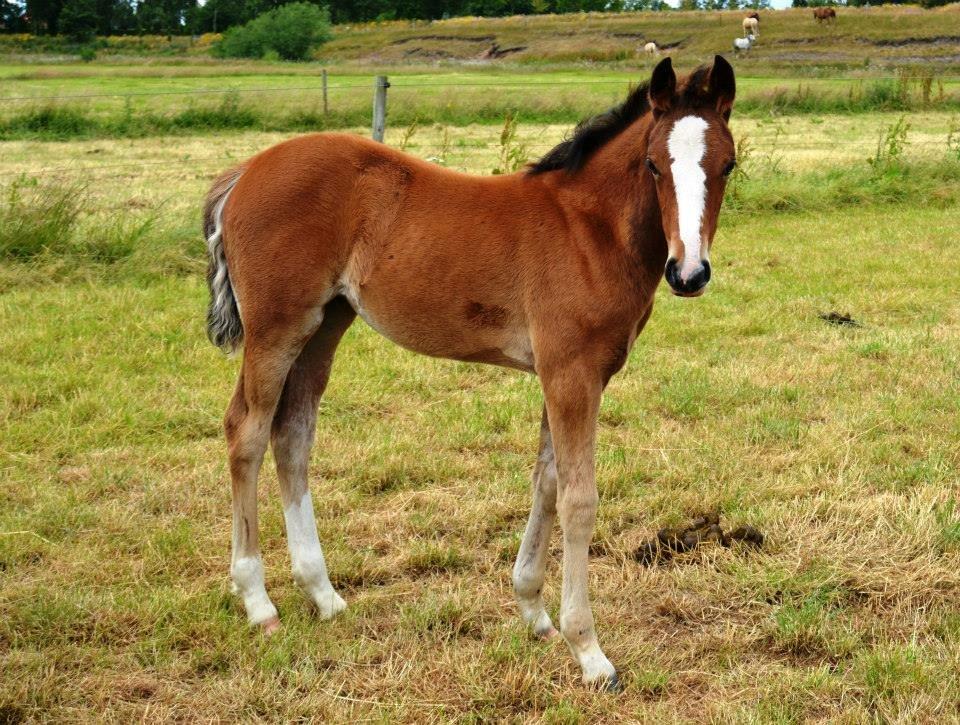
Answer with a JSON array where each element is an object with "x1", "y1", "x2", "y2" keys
[
  {"x1": 643, "y1": 41, "x2": 659, "y2": 56},
  {"x1": 814, "y1": 6, "x2": 836, "y2": 23},
  {"x1": 742, "y1": 16, "x2": 759, "y2": 37},
  {"x1": 204, "y1": 56, "x2": 737, "y2": 688}
]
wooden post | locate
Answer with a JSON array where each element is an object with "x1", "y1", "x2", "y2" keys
[
  {"x1": 322, "y1": 69, "x2": 328, "y2": 115},
  {"x1": 372, "y1": 75, "x2": 389, "y2": 143}
]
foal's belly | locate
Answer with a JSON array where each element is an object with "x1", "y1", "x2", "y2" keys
[{"x1": 338, "y1": 264, "x2": 534, "y2": 372}]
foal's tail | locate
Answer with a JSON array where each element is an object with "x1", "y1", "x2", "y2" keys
[{"x1": 204, "y1": 167, "x2": 245, "y2": 352}]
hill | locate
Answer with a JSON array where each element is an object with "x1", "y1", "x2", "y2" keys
[{"x1": 319, "y1": 5, "x2": 960, "y2": 72}]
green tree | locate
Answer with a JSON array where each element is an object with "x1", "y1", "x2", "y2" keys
[
  {"x1": 59, "y1": 0, "x2": 98, "y2": 40},
  {"x1": 1, "y1": 0, "x2": 28, "y2": 30},
  {"x1": 96, "y1": 0, "x2": 136, "y2": 34},
  {"x1": 216, "y1": 2, "x2": 331, "y2": 61},
  {"x1": 135, "y1": 0, "x2": 196, "y2": 34},
  {"x1": 26, "y1": 0, "x2": 64, "y2": 33},
  {"x1": 194, "y1": 0, "x2": 277, "y2": 33}
]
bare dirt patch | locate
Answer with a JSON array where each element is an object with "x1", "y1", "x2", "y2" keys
[
  {"x1": 861, "y1": 35, "x2": 960, "y2": 47},
  {"x1": 390, "y1": 34, "x2": 495, "y2": 45}
]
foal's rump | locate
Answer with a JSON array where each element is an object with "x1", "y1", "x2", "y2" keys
[
  {"x1": 205, "y1": 132, "x2": 541, "y2": 368},
  {"x1": 205, "y1": 133, "x2": 388, "y2": 351}
]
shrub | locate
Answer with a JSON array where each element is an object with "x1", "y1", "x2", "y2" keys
[{"x1": 215, "y1": 3, "x2": 332, "y2": 61}]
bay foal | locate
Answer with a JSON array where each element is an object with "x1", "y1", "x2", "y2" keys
[{"x1": 205, "y1": 56, "x2": 736, "y2": 688}]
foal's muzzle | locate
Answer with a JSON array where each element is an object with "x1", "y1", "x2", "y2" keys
[{"x1": 665, "y1": 258, "x2": 711, "y2": 297}]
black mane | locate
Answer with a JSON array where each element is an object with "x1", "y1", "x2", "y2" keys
[
  {"x1": 527, "y1": 64, "x2": 716, "y2": 176},
  {"x1": 527, "y1": 81, "x2": 651, "y2": 176}
]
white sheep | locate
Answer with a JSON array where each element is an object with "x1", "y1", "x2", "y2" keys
[{"x1": 732, "y1": 34, "x2": 756, "y2": 55}]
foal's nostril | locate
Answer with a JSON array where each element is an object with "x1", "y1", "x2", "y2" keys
[
  {"x1": 687, "y1": 260, "x2": 711, "y2": 289},
  {"x1": 665, "y1": 258, "x2": 681, "y2": 289},
  {"x1": 665, "y1": 259, "x2": 711, "y2": 294}
]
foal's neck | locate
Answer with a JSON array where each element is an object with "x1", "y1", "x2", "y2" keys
[{"x1": 562, "y1": 114, "x2": 667, "y2": 279}]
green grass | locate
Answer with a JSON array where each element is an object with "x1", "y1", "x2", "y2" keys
[
  {"x1": 2, "y1": 67, "x2": 959, "y2": 141},
  {"x1": 0, "y1": 177, "x2": 82, "y2": 259},
  {"x1": 2, "y1": 197, "x2": 959, "y2": 719},
  {"x1": 2, "y1": 91, "x2": 960, "y2": 718}
]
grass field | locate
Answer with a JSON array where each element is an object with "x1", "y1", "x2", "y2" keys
[
  {"x1": 319, "y1": 6, "x2": 960, "y2": 71},
  {"x1": 2, "y1": 5, "x2": 960, "y2": 71},
  {"x1": 2, "y1": 67, "x2": 959, "y2": 142},
  {"x1": 2, "y1": 11, "x2": 960, "y2": 719},
  {"x1": 3, "y1": 6, "x2": 960, "y2": 141}
]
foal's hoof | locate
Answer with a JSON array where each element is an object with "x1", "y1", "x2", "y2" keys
[
  {"x1": 603, "y1": 673, "x2": 622, "y2": 693},
  {"x1": 259, "y1": 615, "x2": 281, "y2": 636},
  {"x1": 311, "y1": 589, "x2": 347, "y2": 620},
  {"x1": 535, "y1": 625, "x2": 560, "y2": 641},
  {"x1": 579, "y1": 651, "x2": 619, "y2": 691},
  {"x1": 584, "y1": 671, "x2": 621, "y2": 692}
]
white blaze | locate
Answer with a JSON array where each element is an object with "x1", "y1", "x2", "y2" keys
[{"x1": 667, "y1": 115, "x2": 709, "y2": 281}]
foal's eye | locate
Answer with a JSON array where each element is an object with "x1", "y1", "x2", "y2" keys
[
  {"x1": 722, "y1": 160, "x2": 737, "y2": 177},
  {"x1": 645, "y1": 158, "x2": 661, "y2": 177}
]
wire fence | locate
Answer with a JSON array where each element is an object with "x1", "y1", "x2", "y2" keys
[
  {"x1": 2, "y1": 73, "x2": 960, "y2": 104},
  {"x1": 1, "y1": 72, "x2": 957, "y2": 182}
]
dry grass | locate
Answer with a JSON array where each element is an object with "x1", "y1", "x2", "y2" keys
[
  {"x1": 0, "y1": 110, "x2": 956, "y2": 184},
  {"x1": 2, "y1": 116, "x2": 960, "y2": 720}
]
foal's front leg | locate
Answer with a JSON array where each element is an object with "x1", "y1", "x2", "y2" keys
[{"x1": 541, "y1": 363, "x2": 617, "y2": 688}]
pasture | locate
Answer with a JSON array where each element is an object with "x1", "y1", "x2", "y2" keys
[
  {"x1": 3, "y1": 9, "x2": 960, "y2": 720},
  {"x1": 2, "y1": 5, "x2": 960, "y2": 70},
  {"x1": 2, "y1": 63, "x2": 960, "y2": 139}
]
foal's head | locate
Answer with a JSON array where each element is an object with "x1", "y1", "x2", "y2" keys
[{"x1": 644, "y1": 56, "x2": 736, "y2": 297}]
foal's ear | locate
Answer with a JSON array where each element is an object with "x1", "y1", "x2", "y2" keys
[
  {"x1": 648, "y1": 57, "x2": 676, "y2": 116},
  {"x1": 708, "y1": 55, "x2": 736, "y2": 120}
]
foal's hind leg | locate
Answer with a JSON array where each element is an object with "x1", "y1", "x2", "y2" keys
[
  {"x1": 271, "y1": 297, "x2": 356, "y2": 618},
  {"x1": 512, "y1": 407, "x2": 560, "y2": 640},
  {"x1": 226, "y1": 320, "x2": 319, "y2": 632}
]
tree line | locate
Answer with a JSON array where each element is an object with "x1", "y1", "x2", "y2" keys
[{"x1": 1, "y1": 0, "x2": 952, "y2": 39}]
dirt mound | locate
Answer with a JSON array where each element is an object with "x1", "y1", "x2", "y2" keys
[{"x1": 633, "y1": 512, "x2": 764, "y2": 566}]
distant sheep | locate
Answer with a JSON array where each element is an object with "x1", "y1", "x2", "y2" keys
[
  {"x1": 733, "y1": 34, "x2": 756, "y2": 55},
  {"x1": 643, "y1": 42, "x2": 659, "y2": 56}
]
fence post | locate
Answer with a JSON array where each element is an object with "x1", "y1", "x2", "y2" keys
[
  {"x1": 372, "y1": 75, "x2": 389, "y2": 143},
  {"x1": 322, "y1": 69, "x2": 328, "y2": 115}
]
